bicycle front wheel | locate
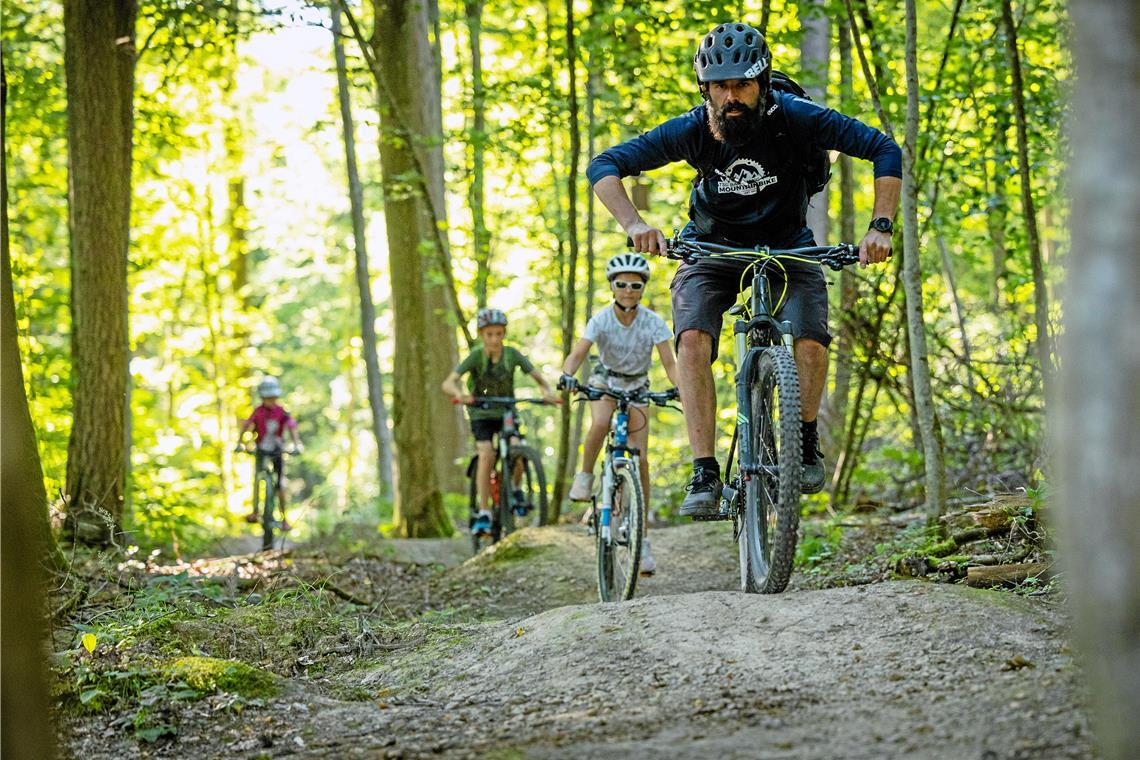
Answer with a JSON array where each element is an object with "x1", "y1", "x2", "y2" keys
[
  {"x1": 597, "y1": 465, "x2": 644, "y2": 602},
  {"x1": 259, "y1": 472, "x2": 277, "y2": 552},
  {"x1": 740, "y1": 347, "x2": 802, "y2": 594},
  {"x1": 500, "y1": 444, "x2": 549, "y2": 535}
]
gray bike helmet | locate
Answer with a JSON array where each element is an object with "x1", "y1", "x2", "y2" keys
[
  {"x1": 606, "y1": 253, "x2": 651, "y2": 282},
  {"x1": 257, "y1": 376, "x2": 282, "y2": 398},
  {"x1": 476, "y1": 307, "x2": 508, "y2": 329},
  {"x1": 693, "y1": 22, "x2": 771, "y2": 86}
]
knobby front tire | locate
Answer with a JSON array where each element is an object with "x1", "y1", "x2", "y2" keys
[
  {"x1": 597, "y1": 465, "x2": 644, "y2": 602},
  {"x1": 258, "y1": 471, "x2": 277, "y2": 552},
  {"x1": 740, "y1": 347, "x2": 802, "y2": 594},
  {"x1": 500, "y1": 445, "x2": 549, "y2": 536}
]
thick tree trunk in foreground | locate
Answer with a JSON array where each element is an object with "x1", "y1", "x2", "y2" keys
[
  {"x1": 372, "y1": 0, "x2": 452, "y2": 537},
  {"x1": 331, "y1": 9, "x2": 394, "y2": 502},
  {"x1": 63, "y1": 0, "x2": 137, "y2": 544},
  {"x1": 901, "y1": 0, "x2": 945, "y2": 521},
  {"x1": 1, "y1": 60, "x2": 57, "y2": 760},
  {"x1": 1000, "y1": 0, "x2": 1053, "y2": 402},
  {"x1": 1057, "y1": 1, "x2": 1140, "y2": 756}
]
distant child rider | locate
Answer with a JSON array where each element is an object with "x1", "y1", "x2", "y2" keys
[
  {"x1": 236, "y1": 376, "x2": 303, "y2": 529},
  {"x1": 441, "y1": 308, "x2": 561, "y2": 537},
  {"x1": 559, "y1": 253, "x2": 680, "y2": 575}
]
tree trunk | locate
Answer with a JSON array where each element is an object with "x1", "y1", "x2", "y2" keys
[
  {"x1": 986, "y1": 106, "x2": 1010, "y2": 306},
  {"x1": 416, "y1": 6, "x2": 465, "y2": 497},
  {"x1": 465, "y1": 0, "x2": 491, "y2": 308},
  {"x1": 1057, "y1": 1, "x2": 1140, "y2": 756},
  {"x1": 801, "y1": 0, "x2": 831, "y2": 245},
  {"x1": 1, "y1": 57, "x2": 56, "y2": 760},
  {"x1": 371, "y1": 0, "x2": 453, "y2": 537},
  {"x1": 63, "y1": 0, "x2": 137, "y2": 545},
  {"x1": 1000, "y1": 0, "x2": 1053, "y2": 402},
  {"x1": 902, "y1": 0, "x2": 945, "y2": 521},
  {"x1": 824, "y1": 18, "x2": 857, "y2": 458},
  {"x1": 332, "y1": 8, "x2": 395, "y2": 501},
  {"x1": 551, "y1": 0, "x2": 581, "y2": 519}
]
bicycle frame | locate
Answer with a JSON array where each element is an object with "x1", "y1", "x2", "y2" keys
[
  {"x1": 732, "y1": 262, "x2": 795, "y2": 480},
  {"x1": 599, "y1": 400, "x2": 640, "y2": 543}
]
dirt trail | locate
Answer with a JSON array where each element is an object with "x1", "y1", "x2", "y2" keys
[{"x1": 62, "y1": 525, "x2": 1095, "y2": 759}]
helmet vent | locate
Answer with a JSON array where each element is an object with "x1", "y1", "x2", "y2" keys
[
  {"x1": 735, "y1": 24, "x2": 745, "y2": 31},
  {"x1": 716, "y1": 25, "x2": 725, "y2": 33},
  {"x1": 750, "y1": 50, "x2": 759, "y2": 62},
  {"x1": 745, "y1": 33, "x2": 754, "y2": 44},
  {"x1": 732, "y1": 50, "x2": 741, "y2": 63},
  {"x1": 724, "y1": 35, "x2": 734, "y2": 47},
  {"x1": 714, "y1": 52, "x2": 723, "y2": 64}
]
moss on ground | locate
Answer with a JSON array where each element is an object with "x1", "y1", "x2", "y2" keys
[{"x1": 165, "y1": 656, "x2": 278, "y2": 699}]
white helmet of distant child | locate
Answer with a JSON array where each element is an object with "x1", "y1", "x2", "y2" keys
[
  {"x1": 606, "y1": 253, "x2": 651, "y2": 282},
  {"x1": 257, "y1": 376, "x2": 282, "y2": 398}
]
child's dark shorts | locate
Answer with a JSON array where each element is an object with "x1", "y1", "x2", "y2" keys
[{"x1": 469, "y1": 417, "x2": 505, "y2": 442}]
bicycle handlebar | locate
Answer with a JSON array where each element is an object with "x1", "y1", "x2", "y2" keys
[
  {"x1": 568, "y1": 383, "x2": 678, "y2": 407},
  {"x1": 626, "y1": 234, "x2": 861, "y2": 271}
]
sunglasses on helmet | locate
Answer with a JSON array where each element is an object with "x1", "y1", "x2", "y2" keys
[{"x1": 612, "y1": 281, "x2": 645, "y2": 291}]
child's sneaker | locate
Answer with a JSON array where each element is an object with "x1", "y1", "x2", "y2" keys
[
  {"x1": 472, "y1": 511, "x2": 493, "y2": 536},
  {"x1": 639, "y1": 539, "x2": 656, "y2": 576},
  {"x1": 243, "y1": 511, "x2": 259, "y2": 524},
  {"x1": 569, "y1": 472, "x2": 594, "y2": 501}
]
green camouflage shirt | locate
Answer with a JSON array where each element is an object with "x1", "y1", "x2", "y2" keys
[{"x1": 455, "y1": 346, "x2": 535, "y2": 420}]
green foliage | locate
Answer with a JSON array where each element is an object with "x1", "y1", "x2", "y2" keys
[{"x1": 6, "y1": 0, "x2": 1070, "y2": 547}]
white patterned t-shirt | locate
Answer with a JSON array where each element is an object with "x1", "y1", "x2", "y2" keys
[{"x1": 583, "y1": 306, "x2": 672, "y2": 389}]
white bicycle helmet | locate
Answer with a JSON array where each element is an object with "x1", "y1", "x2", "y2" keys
[
  {"x1": 257, "y1": 376, "x2": 283, "y2": 398},
  {"x1": 476, "y1": 308, "x2": 508, "y2": 329},
  {"x1": 606, "y1": 253, "x2": 651, "y2": 282}
]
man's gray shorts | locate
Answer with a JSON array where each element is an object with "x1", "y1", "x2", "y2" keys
[{"x1": 669, "y1": 226, "x2": 831, "y2": 363}]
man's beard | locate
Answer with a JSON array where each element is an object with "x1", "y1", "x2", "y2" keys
[{"x1": 709, "y1": 99, "x2": 764, "y2": 148}]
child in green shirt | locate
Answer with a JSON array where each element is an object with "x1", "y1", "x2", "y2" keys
[{"x1": 441, "y1": 308, "x2": 559, "y2": 535}]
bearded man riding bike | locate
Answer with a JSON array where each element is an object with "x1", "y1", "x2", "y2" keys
[{"x1": 587, "y1": 22, "x2": 902, "y2": 517}]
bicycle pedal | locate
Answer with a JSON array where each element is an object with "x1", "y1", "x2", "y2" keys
[{"x1": 690, "y1": 512, "x2": 730, "y2": 523}]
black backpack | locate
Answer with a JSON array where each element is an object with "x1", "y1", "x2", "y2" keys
[{"x1": 769, "y1": 70, "x2": 832, "y2": 197}]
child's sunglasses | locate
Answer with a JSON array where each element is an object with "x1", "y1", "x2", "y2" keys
[{"x1": 612, "y1": 281, "x2": 644, "y2": 291}]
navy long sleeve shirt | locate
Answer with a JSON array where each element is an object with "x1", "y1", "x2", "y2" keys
[{"x1": 587, "y1": 91, "x2": 902, "y2": 245}]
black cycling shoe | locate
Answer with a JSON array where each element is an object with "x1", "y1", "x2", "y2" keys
[
  {"x1": 800, "y1": 423, "x2": 826, "y2": 494},
  {"x1": 680, "y1": 466, "x2": 722, "y2": 518},
  {"x1": 801, "y1": 449, "x2": 826, "y2": 494}
]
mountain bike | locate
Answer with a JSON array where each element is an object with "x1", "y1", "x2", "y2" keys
[
  {"x1": 463, "y1": 397, "x2": 550, "y2": 554},
  {"x1": 567, "y1": 381, "x2": 679, "y2": 602},
  {"x1": 236, "y1": 446, "x2": 294, "y2": 551},
  {"x1": 661, "y1": 234, "x2": 859, "y2": 593}
]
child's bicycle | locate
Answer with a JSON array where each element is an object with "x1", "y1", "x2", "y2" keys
[
  {"x1": 235, "y1": 445, "x2": 294, "y2": 551},
  {"x1": 658, "y1": 233, "x2": 859, "y2": 593},
  {"x1": 462, "y1": 397, "x2": 550, "y2": 554},
  {"x1": 566, "y1": 380, "x2": 679, "y2": 602}
]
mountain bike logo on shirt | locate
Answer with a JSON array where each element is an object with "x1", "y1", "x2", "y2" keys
[{"x1": 715, "y1": 158, "x2": 778, "y2": 196}]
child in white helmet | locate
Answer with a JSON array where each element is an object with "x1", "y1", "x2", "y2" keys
[
  {"x1": 235, "y1": 376, "x2": 303, "y2": 529},
  {"x1": 559, "y1": 254, "x2": 679, "y2": 575}
]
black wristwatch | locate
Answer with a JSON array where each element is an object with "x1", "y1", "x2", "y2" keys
[{"x1": 869, "y1": 217, "x2": 894, "y2": 234}]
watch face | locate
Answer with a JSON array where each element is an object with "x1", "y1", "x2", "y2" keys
[{"x1": 871, "y1": 218, "x2": 892, "y2": 233}]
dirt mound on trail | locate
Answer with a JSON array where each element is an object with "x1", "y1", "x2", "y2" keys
[
  {"x1": 323, "y1": 581, "x2": 1090, "y2": 758},
  {"x1": 428, "y1": 523, "x2": 742, "y2": 619}
]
